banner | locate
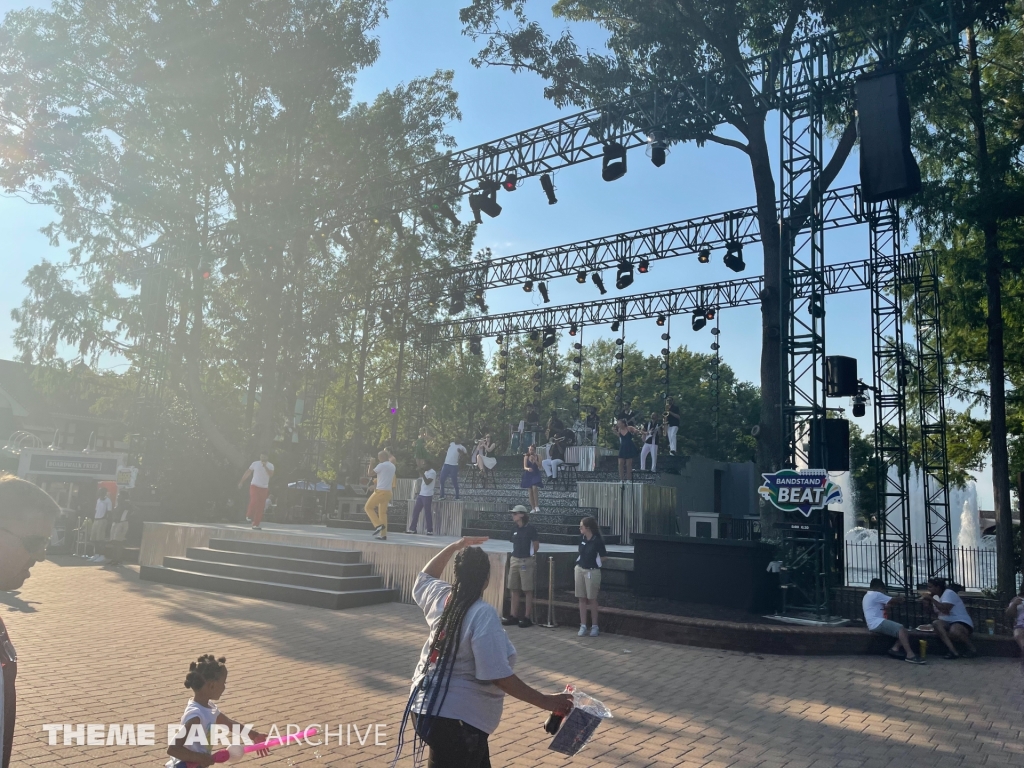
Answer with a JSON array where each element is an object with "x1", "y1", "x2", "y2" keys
[{"x1": 758, "y1": 468, "x2": 842, "y2": 518}]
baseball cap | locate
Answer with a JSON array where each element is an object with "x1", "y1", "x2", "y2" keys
[{"x1": 511, "y1": 505, "x2": 529, "y2": 514}]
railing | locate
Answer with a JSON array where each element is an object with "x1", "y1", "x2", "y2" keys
[
  {"x1": 720, "y1": 517, "x2": 762, "y2": 541},
  {"x1": 844, "y1": 542, "x2": 1021, "y2": 593},
  {"x1": 831, "y1": 586, "x2": 1014, "y2": 636}
]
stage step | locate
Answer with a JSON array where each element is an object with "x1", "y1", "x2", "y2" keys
[
  {"x1": 140, "y1": 539, "x2": 397, "y2": 610},
  {"x1": 460, "y1": 527, "x2": 621, "y2": 546}
]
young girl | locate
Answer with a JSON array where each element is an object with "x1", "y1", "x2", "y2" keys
[
  {"x1": 576, "y1": 516, "x2": 608, "y2": 637},
  {"x1": 166, "y1": 655, "x2": 269, "y2": 768},
  {"x1": 521, "y1": 444, "x2": 543, "y2": 513}
]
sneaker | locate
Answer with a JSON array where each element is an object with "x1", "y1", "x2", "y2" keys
[
  {"x1": 904, "y1": 656, "x2": 926, "y2": 665},
  {"x1": 406, "y1": 529, "x2": 416, "y2": 534},
  {"x1": 93, "y1": 556, "x2": 109, "y2": 565},
  {"x1": 426, "y1": 531, "x2": 434, "y2": 536},
  {"x1": 577, "y1": 625, "x2": 588, "y2": 637},
  {"x1": 944, "y1": 652, "x2": 960, "y2": 660},
  {"x1": 589, "y1": 625, "x2": 600, "y2": 637},
  {"x1": 887, "y1": 649, "x2": 906, "y2": 660},
  {"x1": 379, "y1": 535, "x2": 387, "y2": 541},
  {"x1": 372, "y1": 525, "x2": 384, "y2": 536},
  {"x1": 518, "y1": 618, "x2": 533, "y2": 628},
  {"x1": 502, "y1": 616, "x2": 519, "y2": 626}
]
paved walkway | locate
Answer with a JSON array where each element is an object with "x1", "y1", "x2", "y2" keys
[{"x1": 3, "y1": 558, "x2": 1023, "y2": 767}]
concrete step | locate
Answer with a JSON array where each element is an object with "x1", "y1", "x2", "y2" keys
[
  {"x1": 185, "y1": 547, "x2": 374, "y2": 577},
  {"x1": 140, "y1": 566, "x2": 397, "y2": 610},
  {"x1": 163, "y1": 557, "x2": 384, "y2": 592},
  {"x1": 461, "y1": 526, "x2": 621, "y2": 546},
  {"x1": 325, "y1": 518, "x2": 404, "y2": 533},
  {"x1": 208, "y1": 538, "x2": 363, "y2": 564}
]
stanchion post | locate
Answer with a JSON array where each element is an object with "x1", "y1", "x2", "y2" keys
[{"x1": 541, "y1": 555, "x2": 558, "y2": 628}]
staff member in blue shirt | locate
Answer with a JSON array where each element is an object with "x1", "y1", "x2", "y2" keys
[
  {"x1": 503, "y1": 506, "x2": 540, "y2": 628},
  {"x1": 576, "y1": 516, "x2": 607, "y2": 637}
]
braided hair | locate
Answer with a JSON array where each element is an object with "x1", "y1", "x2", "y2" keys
[
  {"x1": 393, "y1": 547, "x2": 491, "y2": 766},
  {"x1": 183, "y1": 654, "x2": 227, "y2": 691}
]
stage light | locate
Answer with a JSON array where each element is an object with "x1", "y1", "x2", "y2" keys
[
  {"x1": 449, "y1": 293, "x2": 466, "y2": 314},
  {"x1": 661, "y1": 333, "x2": 670, "y2": 341},
  {"x1": 615, "y1": 337, "x2": 624, "y2": 345},
  {"x1": 469, "y1": 180, "x2": 502, "y2": 223},
  {"x1": 638, "y1": 258, "x2": 650, "y2": 274},
  {"x1": 530, "y1": 330, "x2": 539, "y2": 341},
  {"x1": 469, "y1": 335, "x2": 483, "y2": 355},
  {"x1": 710, "y1": 342, "x2": 720, "y2": 351},
  {"x1": 501, "y1": 173, "x2": 518, "y2": 192},
  {"x1": 592, "y1": 273, "x2": 607, "y2": 295},
  {"x1": 576, "y1": 270, "x2": 587, "y2": 284},
  {"x1": 656, "y1": 314, "x2": 666, "y2": 327},
  {"x1": 532, "y1": 371, "x2": 541, "y2": 381},
  {"x1": 499, "y1": 348, "x2": 509, "y2": 357},
  {"x1": 602, "y1": 141, "x2": 627, "y2": 182},
  {"x1": 698, "y1": 247, "x2": 711, "y2": 264},
  {"x1": 711, "y1": 327, "x2": 720, "y2": 336},
  {"x1": 705, "y1": 308, "x2": 716, "y2": 320},
  {"x1": 723, "y1": 241, "x2": 745, "y2": 272},
  {"x1": 615, "y1": 352, "x2": 624, "y2": 361},
  {"x1": 611, "y1": 321, "x2": 620, "y2": 332},
  {"x1": 495, "y1": 334, "x2": 503, "y2": 345},
  {"x1": 538, "y1": 282, "x2": 550, "y2": 303},
  {"x1": 853, "y1": 395, "x2": 867, "y2": 418},
  {"x1": 647, "y1": 130, "x2": 668, "y2": 168},
  {"x1": 692, "y1": 310, "x2": 707, "y2": 332},
  {"x1": 661, "y1": 348, "x2": 670, "y2": 356},
  {"x1": 573, "y1": 342, "x2": 582, "y2": 350},
  {"x1": 540, "y1": 174, "x2": 557, "y2": 204},
  {"x1": 572, "y1": 369, "x2": 581, "y2": 378},
  {"x1": 533, "y1": 385, "x2": 541, "y2": 393},
  {"x1": 615, "y1": 261, "x2": 634, "y2": 290},
  {"x1": 569, "y1": 323, "x2": 578, "y2": 336},
  {"x1": 523, "y1": 279, "x2": 533, "y2": 293},
  {"x1": 498, "y1": 387, "x2": 506, "y2": 394},
  {"x1": 572, "y1": 382, "x2": 581, "y2": 391},
  {"x1": 474, "y1": 287, "x2": 486, "y2": 311},
  {"x1": 428, "y1": 198, "x2": 461, "y2": 227}
]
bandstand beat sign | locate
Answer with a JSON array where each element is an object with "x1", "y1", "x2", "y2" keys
[{"x1": 758, "y1": 468, "x2": 843, "y2": 518}]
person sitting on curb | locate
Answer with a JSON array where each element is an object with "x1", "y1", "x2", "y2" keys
[
  {"x1": 924, "y1": 577, "x2": 977, "y2": 659},
  {"x1": 862, "y1": 578, "x2": 925, "y2": 664},
  {"x1": 1005, "y1": 583, "x2": 1024, "y2": 657}
]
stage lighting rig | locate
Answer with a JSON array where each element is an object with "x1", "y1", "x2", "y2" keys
[
  {"x1": 611, "y1": 320, "x2": 620, "y2": 332},
  {"x1": 540, "y1": 173, "x2": 557, "y2": 204},
  {"x1": 705, "y1": 308, "x2": 716, "y2": 320},
  {"x1": 592, "y1": 273, "x2": 607, "y2": 295},
  {"x1": 469, "y1": 335, "x2": 483, "y2": 355},
  {"x1": 638, "y1": 258, "x2": 650, "y2": 274},
  {"x1": 698, "y1": 247, "x2": 711, "y2": 264},
  {"x1": 692, "y1": 310, "x2": 707, "y2": 332},
  {"x1": 523, "y1": 278, "x2": 534, "y2": 293},
  {"x1": 469, "y1": 180, "x2": 502, "y2": 223},
  {"x1": 542, "y1": 327, "x2": 557, "y2": 348},
  {"x1": 647, "y1": 130, "x2": 668, "y2": 168},
  {"x1": 569, "y1": 323, "x2": 578, "y2": 336},
  {"x1": 576, "y1": 270, "x2": 587, "y2": 284},
  {"x1": 723, "y1": 241, "x2": 745, "y2": 272},
  {"x1": 656, "y1": 314, "x2": 666, "y2": 327},
  {"x1": 449, "y1": 292, "x2": 466, "y2": 315},
  {"x1": 501, "y1": 173, "x2": 518, "y2": 192},
  {"x1": 538, "y1": 282, "x2": 550, "y2": 303},
  {"x1": 615, "y1": 261, "x2": 634, "y2": 290},
  {"x1": 602, "y1": 141, "x2": 627, "y2": 182}
]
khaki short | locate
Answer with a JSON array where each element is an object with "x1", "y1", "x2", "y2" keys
[
  {"x1": 89, "y1": 518, "x2": 109, "y2": 542},
  {"x1": 574, "y1": 565, "x2": 602, "y2": 600},
  {"x1": 507, "y1": 556, "x2": 536, "y2": 592}
]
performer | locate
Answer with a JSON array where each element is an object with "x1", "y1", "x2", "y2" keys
[
  {"x1": 545, "y1": 411, "x2": 564, "y2": 441},
  {"x1": 364, "y1": 450, "x2": 396, "y2": 540},
  {"x1": 639, "y1": 412, "x2": 660, "y2": 472},
  {"x1": 413, "y1": 428, "x2": 431, "y2": 470},
  {"x1": 576, "y1": 516, "x2": 608, "y2": 637},
  {"x1": 542, "y1": 434, "x2": 565, "y2": 480},
  {"x1": 616, "y1": 399, "x2": 638, "y2": 427},
  {"x1": 584, "y1": 405, "x2": 600, "y2": 445},
  {"x1": 502, "y1": 506, "x2": 540, "y2": 628},
  {"x1": 475, "y1": 434, "x2": 498, "y2": 473},
  {"x1": 396, "y1": 537, "x2": 573, "y2": 767},
  {"x1": 438, "y1": 440, "x2": 467, "y2": 500},
  {"x1": 408, "y1": 462, "x2": 437, "y2": 535},
  {"x1": 520, "y1": 444, "x2": 544, "y2": 513},
  {"x1": 613, "y1": 419, "x2": 641, "y2": 482},
  {"x1": 665, "y1": 396, "x2": 681, "y2": 455},
  {"x1": 237, "y1": 452, "x2": 274, "y2": 530}
]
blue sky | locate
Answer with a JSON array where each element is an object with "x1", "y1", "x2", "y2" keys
[{"x1": 0, "y1": 0, "x2": 993, "y2": 503}]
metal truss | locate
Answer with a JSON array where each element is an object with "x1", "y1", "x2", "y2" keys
[
  {"x1": 422, "y1": 254, "x2": 920, "y2": 342},
  {"x1": 380, "y1": 186, "x2": 868, "y2": 309},
  {"x1": 913, "y1": 252, "x2": 953, "y2": 580}
]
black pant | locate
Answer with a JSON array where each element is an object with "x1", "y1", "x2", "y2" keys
[{"x1": 413, "y1": 713, "x2": 491, "y2": 768}]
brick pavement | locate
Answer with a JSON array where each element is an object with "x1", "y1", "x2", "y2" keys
[{"x1": 2, "y1": 558, "x2": 1023, "y2": 767}]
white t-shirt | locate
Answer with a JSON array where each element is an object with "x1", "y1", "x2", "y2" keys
[
  {"x1": 937, "y1": 589, "x2": 973, "y2": 628},
  {"x1": 444, "y1": 443, "x2": 466, "y2": 466},
  {"x1": 94, "y1": 497, "x2": 112, "y2": 519},
  {"x1": 418, "y1": 469, "x2": 437, "y2": 498},
  {"x1": 249, "y1": 460, "x2": 273, "y2": 488},
  {"x1": 374, "y1": 461, "x2": 396, "y2": 491},
  {"x1": 164, "y1": 698, "x2": 220, "y2": 766},
  {"x1": 861, "y1": 590, "x2": 892, "y2": 631},
  {"x1": 410, "y1": 572, "x2": 516, "y2": 734}
]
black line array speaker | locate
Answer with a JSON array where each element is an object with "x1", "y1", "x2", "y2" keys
[
  {"x1": 855, "y1": 71, "x2": 921, "y2": 203},
  {"x1": 811, "y1": 418, "x2": 851, "y2": 473},
  {"x1": 826, "y1": 355, "x2": 859, "y2": 397}
]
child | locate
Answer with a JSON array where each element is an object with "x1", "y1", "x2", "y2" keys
[
  {"x1": 166, "y1": 655, "x2": 269, "y2": 767},
  {"x1": 862, "y1": 578, "x2": 925, "y2": 664}
]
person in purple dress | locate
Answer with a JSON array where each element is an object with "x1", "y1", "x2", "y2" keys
[{"x1": 520, "y1": 444, "x2": 543, "y2": 513}]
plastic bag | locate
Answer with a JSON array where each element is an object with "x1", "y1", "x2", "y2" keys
[{"x1": 548, "y1": 686, "x2": 613, "y2": 756}]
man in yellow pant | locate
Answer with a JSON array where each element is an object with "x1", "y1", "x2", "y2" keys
[{"x1": 365, "y1": 450, "x2": 396, "y2": 540}]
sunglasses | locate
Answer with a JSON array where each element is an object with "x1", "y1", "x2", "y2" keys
[{"x1": 0, "y1": 527, "x2": 49, "y2": 556}]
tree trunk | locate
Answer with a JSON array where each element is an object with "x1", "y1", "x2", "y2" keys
[
  {"x1": 967, "y1": 27, "x2": 1013, "y2": 598},
  {"x1": 253, "y1": 255, "x2": 285, "y2": 453}
]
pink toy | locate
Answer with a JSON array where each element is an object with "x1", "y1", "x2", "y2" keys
[{"x1": 212, "y1": 727, "x2": 320, "y2": 763}]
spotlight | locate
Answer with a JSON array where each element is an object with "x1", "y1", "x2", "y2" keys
[
  {"x1": 573, "y1": 343, "x2": 582, "y2": 350},
  {"x1": 468, "y1": 180, "x2": 502, "y2": 223},
  {"x1": 469, "y1": 335, "x2": 483, "y2": 355},
  {"x1": 498, "y1": 387, "x2": 506, "y2": 394},
  {"x1": 569, "y1": 323, "x2": 578, "y2": 336},
  {"x1": 495, "y1": 334, "x2": 503, "y2": 345},
  {"x1": 723, "y1": 241, "x2": 745, "y2": 272},
  {"x1": 529, "y1": 330, "x2": 539, "y2": 341},
  {"x1": 611, "y1": 321, "x2": 620, "y2": 332},
  {"x1": 474, "y1": 287, "x2": 486, "y2": 311},
  {"x1": 710, "y1": 343, "x2": 720, "y2": 351},
  {"x1": 615, "y1": 352, "x2": 624, "y2": 361},
  {"x1": 661, "y1": 348, "x2": 670, "y2": 356},
  {"x1": 698, "y1": 247, "x2": 711, "y2": 264},
  {"x1": 705, "y1": 308, "x2": 716, "y2": 320},
  {"x1": 501, "y1": 173, "x2": 518, "y2": 192},
  {"x1": 614, "y1": 337, "x2": 624, "y2": 345},
  {"x1": 638, "y1": 258, "x2": 650, "y2": 274},
  {"x1": 428, "y1": 198, "x2": 461, "y2": 226},
  {"x1": 538, "y1": 282, "x2": 550, "y2": 304},
  {"x1": 449, "y1": 293, "x2": 466, "y2": 314},
  {"x1": 692, "y1": 310, "x2": 707, "y2": 332},
  {"x1": 710, "y1": 327, "x2": 720, "y2": 336},
  {"x1": 592, "y1": 273, "x2": 607, "y2": 295},
  {"x1": 602, "y1": 141, "x2": 627, "y2": 182},
  {"x1": 499, "y1": 348, "x2": 509, "y2": 357},
  {"x1": 853, "y1": 395, "x2": 867, "y2": 418},
  {"x1": 576, "y1": 270, "x2": 587, "y2": 284},
  {"x1": 647, "y1": 129, "x2": 668, "y2": 168},
  {"x1": 540, "y1": 173, "x2": 558, "y2": 205},
  {"x1": 523, "y1": 279, "x2": 533, "y2": 293},
  {"x1": 533, "y1": 385, "x2": 541, "y2": 393},
  {"x1": 656, "y1": 314, "x2": 666, "y2": 327},
  {"x1": 661, "y1": 333, "x2": 670, "y2": 341},
  {"x1": 615, "y1": 261, "x2": 634, "y2": 290},
  {"x1": 542, "y1": 327, "x2": 557, "y2": 348}
]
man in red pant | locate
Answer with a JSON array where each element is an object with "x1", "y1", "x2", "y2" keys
[{"x1": 238, "y1": 453, "x2": 274, "y2": 530}]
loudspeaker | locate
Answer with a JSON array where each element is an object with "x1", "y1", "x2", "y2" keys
[
  {"x1": 826, "y1": 356, "x2": 858, "y2": 397},
  {"x1": 810, "y1": 418, "x2": 850, "y2": 472},
  {"x1": 855, "y1": 72, "x2": 921, "y2": 203}
]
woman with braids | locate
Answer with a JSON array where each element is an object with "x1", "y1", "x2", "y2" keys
[
  {"x1": 395, "y1": 536, "x2": 574, "y2": 767},
  {"x1": 166, "y1": 655, "x2": 269, "y2": 767}
]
